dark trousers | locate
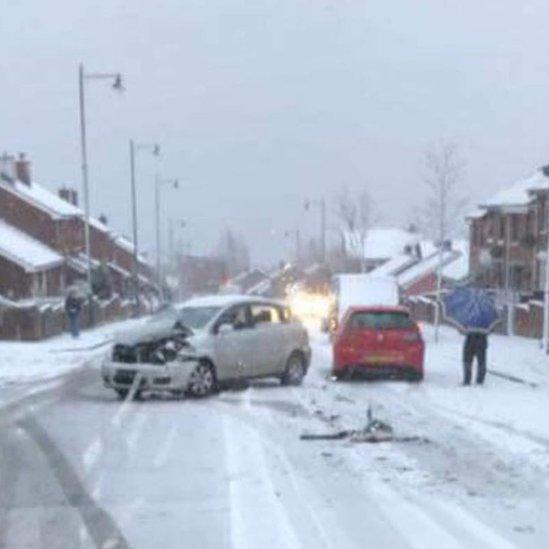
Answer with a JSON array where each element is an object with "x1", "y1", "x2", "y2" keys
[
  {"x1": 68, "y1": 313, "x2": 80, "y2": 338},
  {"x1": 463, "y1": 346, "x2": 486, "y2": 385}
]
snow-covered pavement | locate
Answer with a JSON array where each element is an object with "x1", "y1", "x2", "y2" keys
[{"x1": 1, "y1": 322, "x2": 549, "y2": 547}]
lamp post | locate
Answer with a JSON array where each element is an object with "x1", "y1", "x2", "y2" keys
[
  {"x1": 543, "y1": 189, "x2": 549, "y2": 353},
  {"x1": 78, "y1": 63, "x2": 123, "y2": 306},
  {"x1": 304, "y1": 198, "x2": 326, "y2": 263},
  {"x1": 129, "y1": 141, "x2": 160, "y2": 316},
  {"x1": 155, "y1": 176, "x2": 179, "y2": 294}
]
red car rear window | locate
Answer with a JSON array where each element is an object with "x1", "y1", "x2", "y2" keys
[{"x1": 348, "y1": 311, "x2": 415, "y2": 330}]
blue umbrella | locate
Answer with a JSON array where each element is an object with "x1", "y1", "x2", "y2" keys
[{"x1": 442, "y1": 286, "x2": 500, "y2": 334}]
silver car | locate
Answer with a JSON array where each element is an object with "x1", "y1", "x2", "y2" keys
[{"x1": 101, "y1": 294, "x2": 311, "y2": 399}]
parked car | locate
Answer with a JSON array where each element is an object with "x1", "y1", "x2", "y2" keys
[
  {"x1": 102, "y1": 294, "x2": 311, "y2": 399},
  {"x1": 332, "y1": 306, "x2": 424, "y2": 381}
]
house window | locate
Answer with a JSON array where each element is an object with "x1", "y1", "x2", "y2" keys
[{"x1": 498, "y1": 216, "x2": 505, "y2": 239}]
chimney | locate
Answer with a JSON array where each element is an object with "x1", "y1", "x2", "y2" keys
[
  {"x1": 15, "y1": 153, "x2": 31, "y2": 185},
  {"x1": 0, "y1": 152, "x2": 16, "y2": 183},
  {"x1": 58, "y1": 186, "x2": 78, "y2": 206}
]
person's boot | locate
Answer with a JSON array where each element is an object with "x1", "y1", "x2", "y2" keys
[{"x1": 463, "y1": 363, "x2": 472, "y2": 386}]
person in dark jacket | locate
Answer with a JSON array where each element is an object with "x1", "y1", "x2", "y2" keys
[
  {"x1": 65, "y1": 292, "x2": 82, "y2": 338},
  {"x1": 463, "y1": 332, "x2": 488, "y2": 385}
]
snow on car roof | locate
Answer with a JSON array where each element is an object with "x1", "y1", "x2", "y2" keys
[
  {"x1": 0, "y1": 219, "x2": 64, "y2": 272},
  {"x1": 180, "y1": 294, "x2": 282, "y2": 308}
]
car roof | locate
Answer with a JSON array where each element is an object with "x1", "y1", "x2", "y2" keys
[{"x1": 177, "y1": 294, "x2": 285, "y2": 309}]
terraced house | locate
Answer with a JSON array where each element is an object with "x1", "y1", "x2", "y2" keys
[{"x1": 469, "y1": 166, "x2": 549, "y2": 297}]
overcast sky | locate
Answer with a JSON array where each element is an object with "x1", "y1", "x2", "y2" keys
[{"x1": 3, "y1": 0, "x2": 549, "y2": 265}]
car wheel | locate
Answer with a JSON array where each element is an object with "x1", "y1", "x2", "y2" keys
[
  {"x1": 281, "y1": 353, "x2": 306, "y2": 386},
  {"x1": 187, "y1": 361, "x2": 216, "y2": 397}
]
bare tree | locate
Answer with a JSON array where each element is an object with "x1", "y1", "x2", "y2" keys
[
  {"x1": 421, "y1": 143, "x2": 467, "y2": 341},
  {"x1": 216, "y1": 227, "x2": 250, "y2": 277},
  {"x1": 334, "y1": 186, "x2": 374, "y2": 273},
  {"x1": 420, "y1": 143, "x2": 467, "y2": 242}
]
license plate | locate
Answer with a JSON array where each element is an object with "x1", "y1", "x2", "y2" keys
[{"x1": 366, "y1": 355, "x2": 392, "y2": 364}]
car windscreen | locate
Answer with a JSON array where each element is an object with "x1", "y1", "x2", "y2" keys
[
  {"x1": 151, "y1": 306, "x2": 222, "y2": 329},
  {"x1": 175, "y1": 306, "x2": 222, "y2": 329},
  {"x1": 348, "y1": 311, "x2": 415, "y2": 330}
]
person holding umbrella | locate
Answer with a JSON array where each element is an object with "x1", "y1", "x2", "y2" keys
[{"x1": 442, "y1": 286, "x2": 499, "y2": 386}]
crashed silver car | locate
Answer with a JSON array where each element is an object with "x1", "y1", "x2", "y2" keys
[{"x1": 101, "y1": 295, "x2": 311, "y2": 399}]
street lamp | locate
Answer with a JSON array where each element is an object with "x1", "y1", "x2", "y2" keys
[
  {"x1": 155, "y1": 176, "x2": 179, "y2": 294},
  {"x1": 78, "y1": 63, "x2": 124, "y2": 307},
  {"x1": 304, "y1": 198, "x2": 326, "y2": 263},
  {"x1": 129, "y1": 141, "x2": 160, "y2": 316}
]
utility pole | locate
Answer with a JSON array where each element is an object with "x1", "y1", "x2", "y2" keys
[
  {"x1": 434, "y1": 175, "x2": 446, "y2": 343},
  {"x1": 505, "y1": 214, "x2": 513, "y2": 336},
  {"x1": 543, "y1": 190, "x2": 549, "y2": 352},
  {"x1": 296, "y1": 228, "x2": 301, "y2": 267},
  {"x1": 154, "y1": 177, "x2": 179, "y2": 296},
  {"x1": 304, "y1": 198, "x2": 327, "y2": 264},
  {"x1": 321, "y1": 198, "x2": 326, "y2": 264},
  {"x1": 78, "y1": 64, "x2": 91, "y2": 296},
  {"x1": 78, "y1": 63, "x2": 123, "y2": 322},
  {"x1": 129, "y1": 140, "x2": 139, "y2": 317},
  {"x1": 155, "y1": 174, "x2": 161, "y2": 292},
  {"x1": 128, "y1": 141, "x2": 160, "y2": 317}
]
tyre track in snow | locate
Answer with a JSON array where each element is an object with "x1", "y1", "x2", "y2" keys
[{"x1": 218, "y1": 388, "x2": 411, "y2": 548}]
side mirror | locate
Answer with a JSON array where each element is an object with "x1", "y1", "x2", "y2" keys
[{"x1": 217, "y1": 323, "x2": 234, "y2": 335}]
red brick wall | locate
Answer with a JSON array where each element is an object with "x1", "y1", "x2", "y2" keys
[
  {"x1": 0, "y1": 256, "x2": 33, "y2": 299},
  {"x1": 0, "y1": 186, "x2": 84, "y2": 254},
  {"x1": 90, "y1": 226, "x2": 113, "y2": 263},
  {"x1": 0, "y1": 186, "x2": 57, "y2": 247},
  {"x1": 0, "y1": 256, "x2": 64, "y2": 299},
  {"x1": 403, "y1": 272, "x2": 437, "y2": 298}
]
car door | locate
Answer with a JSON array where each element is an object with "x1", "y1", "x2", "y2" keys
[
  {"x1": 249, "y1": 303, "x2": 287, "y2": 376},
  {"x1": 213, "y1": 304, "x2": 256, "y2": 380}
]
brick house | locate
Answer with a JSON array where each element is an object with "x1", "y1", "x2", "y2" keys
[
  {"x1": 469, "y1": 169, "x2": 548, "y2": 294},
  {"x1": 0, "y1": 154, "x2": 84, "y2": 256},
  {"x1": 0, "y1": 219, "x2": 65, "y2": 299},
  {"x1": 0, "y1": 153, "x2": 157, "y2": 300}
]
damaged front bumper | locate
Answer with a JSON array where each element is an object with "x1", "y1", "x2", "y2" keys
[{"x1": 101, "y1": 357, "x2": 199, "y2": 393}]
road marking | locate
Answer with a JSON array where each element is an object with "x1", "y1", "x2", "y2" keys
[{"x1": 17, "y1": 414, "x2": 129, "y2": 549}]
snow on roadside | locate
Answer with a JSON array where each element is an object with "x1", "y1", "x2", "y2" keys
[{"x1": 0, "y1": 317, "x2": 145, "y2": 395}]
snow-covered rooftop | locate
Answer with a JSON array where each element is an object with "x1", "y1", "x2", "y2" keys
[
  {"x1": 114, "y1": 235, "x2": 151, "y2": 266},
  {"x1": 345, "y1": 228, "x2": 419, "y2": 260},
  {"x1": 0, "y1": 219, "x2": 64, "y2": 272},
  {"x1": 0, "y1": 179, "x2": 82, "y2": 219},
  {"x1": 368, "y1": 254, "x2": 417, "y2": 278},
  {"x1": 397, "y1": 250, "x2": 457, "y2": 288},
  {"x1": 482, "y1": 170, "x2": 549, "y2": 209},
  {"x1": 442, "y1": 241, "x2": 469, "y2": 281}
]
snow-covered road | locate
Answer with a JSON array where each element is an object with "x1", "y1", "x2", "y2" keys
[{"x1": 1, "y1": 324, "x2": 549, "y2": 548}]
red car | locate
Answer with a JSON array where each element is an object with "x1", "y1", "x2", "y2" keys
[{"x1": 332, "y1": 306, "x2": 424, "y2": 381}]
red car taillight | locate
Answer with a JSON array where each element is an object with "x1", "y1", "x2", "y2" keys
[{"x1": 403, "y1": 331, "x2": 422, "y2": 343}]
